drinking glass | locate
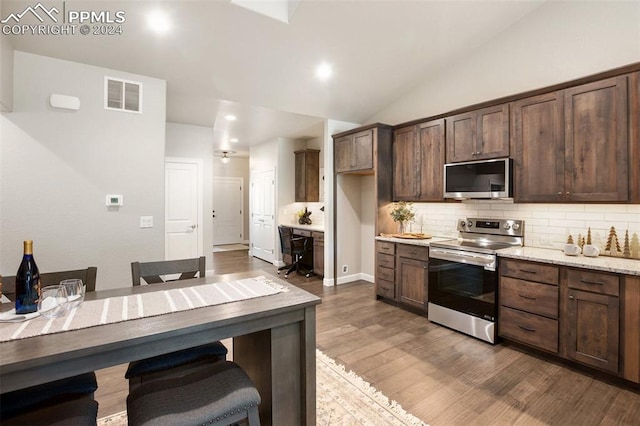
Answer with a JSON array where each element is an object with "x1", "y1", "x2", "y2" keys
[
  {"x1": 38, "y1": 285, "x2": 68, "y2": 318},
  {"x1": 60, "y1": 279, "x2": 85, "y2": 310}
]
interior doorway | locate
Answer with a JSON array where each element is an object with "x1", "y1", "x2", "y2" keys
[
  {"x1": 212, "y1": 177, "x2": 244, "y2": 246},
  {"x1": 250, "y1": 169, "x2": 275, "y2": 263}
]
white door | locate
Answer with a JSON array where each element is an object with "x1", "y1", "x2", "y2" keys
[
  {"x1": 212, "y1": 177, "x2": 243, "y2": 245},
  {"x1": 165, "y1": 159, "x2": 203, "y2": 260},
  {"x1": 250, "y1": 169, "x2": 275, "y2": 263}
]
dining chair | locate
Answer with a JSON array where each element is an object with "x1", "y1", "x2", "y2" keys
[
  {"x1": 1, "y1": 266, "x2": 97, "y2": 300},
  {"x1": 127, "y1": 361, "x2": 261, "y2": 426},
  {"x1": 0, "y1": 267, "x2": 99, "y2": 425},
  {"x1": 127, "y1": 257, "x2": 228, "y2": 392}
]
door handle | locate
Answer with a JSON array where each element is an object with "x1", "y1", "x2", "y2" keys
[{"x1": 190, "y1": 224, "x2": 197, "y2": 229}]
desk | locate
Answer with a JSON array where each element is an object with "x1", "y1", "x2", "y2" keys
[
  {"x1": 0, "y1": 271, "x2": 320, "y2": 426},
  {"x1": 282, "y1": 226, "x2": 325, "y2": 276}
]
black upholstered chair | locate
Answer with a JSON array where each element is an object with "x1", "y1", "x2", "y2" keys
[
  {"x1": 277, "y1": 226, "x2": 313, "y2": 278},
  {"x1": 127, "y1": 361, "x2": 261, "y2": 426},
  {"x1": 126, "y1": 257, "x2": 228, "y2": 392},
  {"x1": 0, "y1": 267, "x2": 98, "y2": 425}
]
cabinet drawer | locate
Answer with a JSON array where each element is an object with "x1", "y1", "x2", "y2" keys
[
  {"x1": 500, "y1": 276, "x2": 558, "y2": 319},
  {"x1": 566, "y1": 269, "x2": 619, "y2": 296},
  {"x1": 377, "y1": 266, "x2": 395, "y2": 282},
  {"x1": 377, "y1": 253, "x2": 395, "y2": 269},
  {"x1": 293, "y1": 229, "x2": 312, "y2": 237},
  {"x1": 500, "y1": 259, "x2": 559, "y2": 285},
  {"x1": 397, "y1": 244, "x2": 429, "y2": 261},
  {"x1": 311, "y1": 231, "x2": 324, "y2": 242},
  {"x1": 377, "y1": 278, "x2": 395, "y2": 299},
  {"x1": 499, "y1": 306, "x2": 558, "y2": 354},
  {"x1": 377, "y1": 241, "x2": 395, "y2": 255}
]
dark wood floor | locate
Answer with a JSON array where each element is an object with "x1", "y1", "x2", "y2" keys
[{"x1": 95, "y1": 250, "x2": 640, "y2": 425}]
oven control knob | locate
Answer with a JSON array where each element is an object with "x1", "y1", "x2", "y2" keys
[
  {"x1": 466, "y1": 220, "x2": 473, "y2": 227},
  {"x1": 512, "y1": 223, "x2": 520, "y2": 231},
  {"x1": 503, "y1": 223, "x2": 511, "y2": 230},
  {"x1": 460, "y1": 220, "x2": 467, "y2": 228}
]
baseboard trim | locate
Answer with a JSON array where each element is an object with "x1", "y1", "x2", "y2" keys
[{"x1": 323, "y1": 273, "x2": 374, "y2": 286}]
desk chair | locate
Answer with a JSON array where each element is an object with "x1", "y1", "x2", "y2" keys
[
  {"x1": 277, "y1": 226, "x2": 313, "y2": 278},
  {"x1": 0, "y1": 267, "x2": 99, "y2": 425},
  {"x1": 127, "y1": 257, "x2": 228, "y2": 392}
]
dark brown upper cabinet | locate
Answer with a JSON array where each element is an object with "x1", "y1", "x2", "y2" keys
[
  {"x1": 513, "y1": 76, "x2": 630, "y2": 202},
  {"x1": 294, "y1": 149, "x2": 320, "y2": 202},
  {"x1": 393, "y1": 119, "x2": 445, "y2": 201},
  {"x1": 335, "y1": 129, "x2": 374, "y2": 173},
  {"x1": 445, "y1": 104, "x2": 509, "y2": 163}
]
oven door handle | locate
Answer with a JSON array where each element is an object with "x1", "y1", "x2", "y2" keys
[{"x1": 429, "y1": 247, "x2": 496, "y2": 271}]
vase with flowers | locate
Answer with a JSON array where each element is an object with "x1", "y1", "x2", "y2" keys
[{"x1": 390, "y1": 201, "x2": 415, "y2": 235}]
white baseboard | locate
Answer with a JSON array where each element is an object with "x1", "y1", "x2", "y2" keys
[
  {"x1": 323, "y1": 273, "x2": 374, "y2": 286},
  {"x1": 205, "y1": 268, "x2": 215, "y2": 277}
]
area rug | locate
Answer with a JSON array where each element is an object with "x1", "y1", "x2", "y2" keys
[
  {"x1": 97, "y1": 349, "x2": 427, "y2": 425},
  {"x1": 212, "y1": 244, "x2": 249, "y2": 252}
]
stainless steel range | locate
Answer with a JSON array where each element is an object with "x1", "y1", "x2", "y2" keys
[{"x1": 427, "y1": 218, "x2": 524, "y2": 344}]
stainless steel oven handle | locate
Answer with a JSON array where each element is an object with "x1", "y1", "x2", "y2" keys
[{"x1": 429, "y1": 247, "x2": 496, "y2": 271}]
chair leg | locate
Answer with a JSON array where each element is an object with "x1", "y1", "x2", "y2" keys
[
  {"x1": 284, "y1": 262, "x2": 297, "y2": 278},
  {"x1": 247, "y1": 406, "x2": 261, "y2": 426}
]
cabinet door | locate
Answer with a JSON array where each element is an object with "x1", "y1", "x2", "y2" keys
[
  {"x1": 334, "y1": 135, "x2": 352, "y2": 173},
  {"x1": 352, "y1": 130, "x2": 374, "y2": 171},
  {"x1": 294, "y1": 151, "x2": 306, "y2": 202},
  {"x1": 512, "y1": 91, "x2": 565, "y2": 202},
  {"x1": 396, "y1": 257, "x2": 428, "y2": 310},
  {"x1": 393, "y1": 125, "x2": 418, "y2": 200},
  {"x1": 476, "y1": 104, "x2": 509, "y2": 160},
  {"x1": 446, "y1": 111, "x2": 475, "y2": 163},
  {"x1": 313, "y1": 241, "x2": 324, "y2": 276},
  {"x1": 565, "y1": 76, "x2": 629, "y2": 202},
  {"x1": 563, "y1": 288, "x2": 619, "y2": 373},
  {"x1": 417, "y1": 119, "x2": 445, "y2": 201}
]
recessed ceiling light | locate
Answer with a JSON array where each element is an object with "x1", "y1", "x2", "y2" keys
[
  {"x1": 230, "y1": 138, "x2": 239, "y2": 143},
  {"x1": 224, "y1": 114, "x2": 237, "y2": 121},
  {"x1": 147, "y1": 10, "x2": 171, "y2": 34},
  {"x1": 316, "y1": 62, "x2": 333, "y2": 81}
]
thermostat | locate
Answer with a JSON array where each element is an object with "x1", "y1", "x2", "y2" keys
[{"x1": 106, "y1": 194, "x2": 123, "y2": 206}]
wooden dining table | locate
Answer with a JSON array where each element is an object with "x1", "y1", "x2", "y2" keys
[{"x1": 0, "y1": 270, "x2": 321, "y2": 426}]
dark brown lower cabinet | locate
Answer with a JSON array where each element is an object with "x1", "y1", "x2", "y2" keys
[
  {"x1": 563, "y1": 288, "x2": 619, "y2": 373},
  {"x1": 312, "y1": 231, "x2": 324, "y2": 277},
  {"x1": 396, "y1": 244, "x2": 429, "y2": 311}
]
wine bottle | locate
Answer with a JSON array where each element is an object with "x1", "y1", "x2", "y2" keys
[{"x1": 15, "y1": 240, "x2": 40, "y2": 314}]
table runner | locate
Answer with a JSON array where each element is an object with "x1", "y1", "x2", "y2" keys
[{"x1": 0, "y1": 276, "x2": 287, "y2": 343}]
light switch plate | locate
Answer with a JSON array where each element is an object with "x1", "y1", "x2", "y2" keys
[{"x1": 140, "y1": 216, "x2": 153, "y2": 228}]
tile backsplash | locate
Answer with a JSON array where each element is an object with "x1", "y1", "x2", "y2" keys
[{"x1": 410, "y1": 201, "x2": 640, "y2": 252}]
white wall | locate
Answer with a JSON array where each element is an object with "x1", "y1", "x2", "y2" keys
[
  {"x1": 0, "y1": 51, "x2": 166, "y2": 290},
  {"x1": 212, "y1": 156, "x2": 250, "y2": 241},
  {"x1": 368, "y1": 1, "x2": 640, "y2": 125},
  {"x1": 165, "y1": 122, "x2": 214, "y2": 269},
  {"x1": 0, "y1": 34, "x2": 13, "y2": 112}
]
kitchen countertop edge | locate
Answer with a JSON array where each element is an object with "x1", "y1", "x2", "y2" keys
[
  {"x1": 498, "y1": 246, "x2": 640, "y2": 276},
  {"x1": 375, "y1": 236, "x2": 453, "y2": 247}
]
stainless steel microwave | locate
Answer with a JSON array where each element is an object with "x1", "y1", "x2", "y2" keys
[{"x1": 443, "y1": 158, "x2": 512, "y2": 199}]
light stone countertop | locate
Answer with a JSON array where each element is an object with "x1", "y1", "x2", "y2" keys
[
  {"x1": 283, "y1": 223, "x2": 325, "y2": 233},
  {"x1": 375, "y1": 235, "x2": 454, "y2": 247},
  {"x1": 498, "y1": 246, "x2": 640, "y2": 276}
]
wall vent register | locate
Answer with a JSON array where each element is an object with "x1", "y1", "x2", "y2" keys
[{"x1": 104, "y1": 77, "x2": 142, "y2": 113}]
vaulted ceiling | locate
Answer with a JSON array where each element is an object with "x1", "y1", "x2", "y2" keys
[{"x1": 2, "y1": 0, "x2": 546, "y2": 152}]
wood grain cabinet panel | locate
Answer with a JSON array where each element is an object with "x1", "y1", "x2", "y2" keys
[
  {"x1": 376, "y1": 242, "x2": 396, "y2": 300},
  {"x1": 446, "y1": 105, "x2": 509, "y2": 163},
  {"x1": 500, "y1": 277, "x2": 558, "y2": 319},
  {"x1": 564, "y1": 76, "x2": 629, "y2": 202},
  {"x1": 500, "y1": 259, "x2": 559, "y2": 285},
  {"x1": 312, "y1": 231, "x2": 324, "y2": 277},
  {"x1": 396, "y1": 256, "x2": 428, "y2": 310},
  {"x1": 512, "y1": 91, "x2": 565, "y2": 202},
  {"x1": 294, "y1": 149, "x2": 320, "y2": 202},
  {"x1": 513, "y1": 76, "x2": 631, "y2": 202},
  {"x1": 393, "y1": 120, "x2": 445, "y2": 201},
  {"x1": 335, "y1": 130, "x2": 374, "y2": 173},
  {"x1": 563, "y1": 288, "x2": 619, "y2": 374},
  {"x1": 500, "y1": 306, "x2": 559, "y2": 354}
]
